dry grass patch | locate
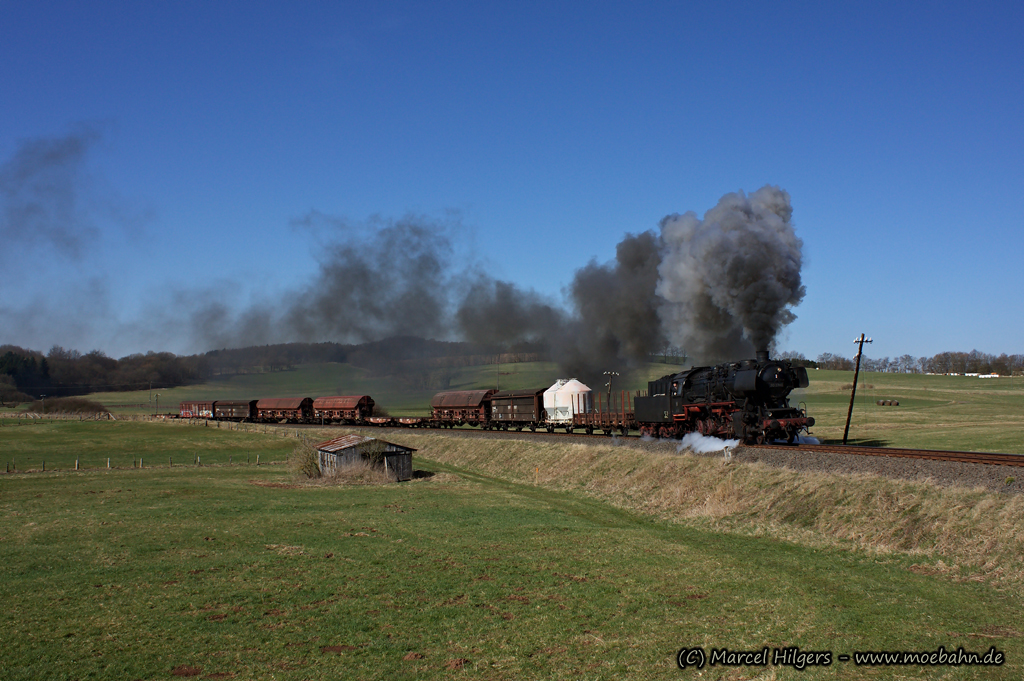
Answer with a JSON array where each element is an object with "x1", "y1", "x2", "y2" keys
[{"x1": 397, "y1": 432, "x2": 1024, "y2": 589}]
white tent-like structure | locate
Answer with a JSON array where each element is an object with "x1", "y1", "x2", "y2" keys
[{"x1": 543, "y1": 379, "x2": 592, "y2": 425}]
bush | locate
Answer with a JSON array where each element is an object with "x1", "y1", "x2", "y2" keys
[
  {"x1": 839, "y1": 383, "x2": 874, "y2": 391},
  {"x1": 290, "y1": 439, "x2": 322, "y2": 479}
]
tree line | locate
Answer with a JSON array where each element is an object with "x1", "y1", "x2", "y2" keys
[
  {"x1": 787, "y1": 350, "x2": 1024, "y2": 375},
  {"x1": 0, "y1": 337, "x2": 515, "y2": 402},
  {"x1": 0, "y1": 345, "x2": 208, "y2": 402}
]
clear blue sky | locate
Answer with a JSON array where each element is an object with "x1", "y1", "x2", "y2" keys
[{"x1": 2, "y1": 0, "x2": 1022, "y2": 361}]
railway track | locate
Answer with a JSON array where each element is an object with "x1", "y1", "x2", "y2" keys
[
  {"x1": 271, "y1": 420, "x2": 1024, "y2": 467},
  {"x1": 756, "y1": 442, "x2": 1024, "y2": 467}
]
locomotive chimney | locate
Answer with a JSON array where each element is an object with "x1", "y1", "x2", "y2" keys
[{"x1": 756, "y1": 349, "x2": 770, "y2": 363}]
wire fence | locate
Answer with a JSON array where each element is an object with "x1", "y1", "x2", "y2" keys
[{"x1": 1, "y1": 412, "x2": 315, "y2": 473}]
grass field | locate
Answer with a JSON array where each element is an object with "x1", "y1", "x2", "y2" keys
[
  {"x1": 2, "y1": 421, "x2": 1022, "y2": 679},
  {"x1": 0, "y1": 420, "x2": 297, "y2": 471},
  {"x1": 793, "y1": 369, "x2": 1024, "y2": 453}
]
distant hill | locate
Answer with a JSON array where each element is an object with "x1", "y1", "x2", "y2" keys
[{"x1": 199, "y1": 336, "x2": 546, "y2": 376}]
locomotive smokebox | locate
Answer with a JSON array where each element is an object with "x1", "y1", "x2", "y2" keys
[{"x1": 756, "y1": 349, "x2": 770, "y2": 363}]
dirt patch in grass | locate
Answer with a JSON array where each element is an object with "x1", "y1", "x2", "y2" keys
[
  {"x1": 170, "y1": 665, "x2": 203, "y2": 677},
  {"x1": 248, "y1": 480, "x2": 303, "y2": 489},
  {"x1": 321, "y1": 645, "x2": 358, "y2": 653}
]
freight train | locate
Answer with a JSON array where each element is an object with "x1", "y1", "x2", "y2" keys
[{"x1": 178, "y1": 352, "x2": 813, "y2": 444}]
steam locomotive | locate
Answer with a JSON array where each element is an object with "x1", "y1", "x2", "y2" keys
[{"x1": 634, "y1": 351, "x2": 814, "y2": 444}]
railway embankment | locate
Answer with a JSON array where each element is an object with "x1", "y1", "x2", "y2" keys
[{"x1": 346, "y1": 429, "x2": 1024, "y2": 590}]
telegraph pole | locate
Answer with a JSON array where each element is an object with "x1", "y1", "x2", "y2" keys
[
  {"x1": 603, "y1": 371, "x2": 619, "y2": 401},
  {"x1": 843, "y1": 334, "x2": 873, "y2": 445}
]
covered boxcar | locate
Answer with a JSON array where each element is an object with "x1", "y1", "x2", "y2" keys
[
  {"x1": 312, "y1": 395, "x2": 375, "y2": 424},
  {"x1": 430, "y1": 389, "x2": 496, "y2": 427},
  {"x1": 213, "y1": 400, "x2": 257, "y2": 421},
  {"x1": 488, "y1": 388, "x2": 546, "y2": 431},
  {"x1": 179, "y1": 401, "x2": 213, "y2": 418},
  {"x1": 256, "y1": 397, "x2": 314, "y2": 423}
]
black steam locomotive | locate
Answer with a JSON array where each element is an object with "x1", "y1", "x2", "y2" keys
[{"x1": 634, "y1": 350, "x2": 814, "y2": 444}]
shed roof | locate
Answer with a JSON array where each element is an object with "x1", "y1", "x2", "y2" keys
[
  {"x1": 312, "y1": 395, "x2": 373, "y2": 409},
  {"x1": 315, "y1": 435, "x2": 416, "y2": 454}
]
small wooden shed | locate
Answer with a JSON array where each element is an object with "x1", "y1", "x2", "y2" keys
[{"x1": 315, "y1": 435, "x2": 416, "y2": 482}]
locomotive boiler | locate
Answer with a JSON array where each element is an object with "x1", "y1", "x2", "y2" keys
[{"x1": 634, "y1": 350, "x2": 814, "y2": 444}]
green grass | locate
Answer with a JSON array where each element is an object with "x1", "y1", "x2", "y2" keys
[
  {"x1": 0, "y1": 421, "x2": 296, "y2": 471},
  {"x1": 794, "y1": 369, "x2": 1024, "y2": 453},
  {"x1": 2, "y1": 422, "x2": 1022, "y2": 679}
]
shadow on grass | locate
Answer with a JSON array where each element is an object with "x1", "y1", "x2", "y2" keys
[
  {"x1": 412, "y1": 470, "x2": 436, "y2": 479},
  {"x1": 820, "y1": 438, "x2": 892, "y2": 448}
]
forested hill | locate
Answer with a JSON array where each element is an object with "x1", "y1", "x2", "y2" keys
[{"x1": 0, "y1": 337, "x2": 546, "y2": 401}]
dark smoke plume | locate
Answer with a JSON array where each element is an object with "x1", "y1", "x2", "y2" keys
[
  {"x1": 455, "y1": 277, "x2": 565, "y2": 348},
  {"x1": 0, "y1": 126, "x2": 102, "y2": 262},
  {"x1": 187, "y1": 187, "x2": 804, "y2": 379},
  {"x1": 656, "y1": 185, "x2": 805, "y2": 363},
  {"x1": 184, "y1": 212, "x2": 462, "y2": 351},
  {"x1": 285, "y1": 212, "x2": 455, "y2": 342},
  {"x1": 453, "y1": 231, "x2": 665, "y2": 384},
  {"x1": 557, "y1": 230, "x2": 665, "y2": 378}
]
